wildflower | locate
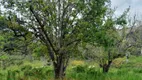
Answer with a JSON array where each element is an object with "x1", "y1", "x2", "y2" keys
[{"x1": 88, "y1": 65, "x2": 95, "y2": 68}]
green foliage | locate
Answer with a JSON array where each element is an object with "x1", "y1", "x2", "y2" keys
[
  {"x1": 72, "y1": 65, "x2": 86, "y2": 73},
  {"x1": 0, "y1": 57, "x2": 142, "y2": 80},
  {"x1": 86, "y1": 66, "x2": 97, "y2": 74},
  {"x1": 32, "y1": 44, "x2": 48, "y2": 57},
  {"x1": 21, "y1": 65, "x2": 32, "y2": 71},
  {"x1": 7, "y1": 70, "x2": 16, "y2": 80},
  {"x1": 0, "y1": 54, "x2": 9, "y2": 60},
  {"x1": 111, "y1": 57, "x2": 125, "y2": 68}
]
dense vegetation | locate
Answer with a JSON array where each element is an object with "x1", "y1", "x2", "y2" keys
[
  {"x1": 0, "y1": 56, "x2": 142, "y2": 80},
  {"x1": 0, "y1": 0, "x2": 142, "y2": 80}
]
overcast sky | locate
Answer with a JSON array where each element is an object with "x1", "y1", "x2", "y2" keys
[
  {"x1": 1, "y1": 0, "x2": 142, "y2": 19},
  {"x1": 111, "y1": 0, "x2": 142, "y2": 19}
]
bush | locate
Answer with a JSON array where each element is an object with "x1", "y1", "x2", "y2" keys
[
  {"x1": 21, "y1": 66, "x2": 53, "y2": 79},
  {"x1": 133, "y1": 68, "x2": 142, "y2": 73},
  {"x1": 71, "y1": 60, "x2": 84, "y2": 66},
  {"x1": 72, "y1": 65, "x2": 86, "y2": 73},
  {"x1": 7, "y1": 70, "x2": 16, "y2": 80},
  {"x1": 21, "y1": 65, "x2": 32, "y2": 71},
  {"x1": 86, "y1": 66, "x2": 97, "y2": 74},
  {"x1": 112, "y1": 58, "x2": 125, "y2": 68}
]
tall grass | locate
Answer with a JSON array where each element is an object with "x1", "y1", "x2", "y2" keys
[{"x1": 0, "y1": 56, "x2": 142, "y2": 80}]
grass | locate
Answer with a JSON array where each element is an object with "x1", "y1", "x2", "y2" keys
[{"x1": 0, "y1": 56, "x2": 142, "y2": 80}]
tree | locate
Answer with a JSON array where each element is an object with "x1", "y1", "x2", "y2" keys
[
  {"x1": 125, "y1": 17, "x2": 142, "y2": 56},
  {"x1": 0, "y1": 15, "x2": 36, "y2": 68},
  {"x1": 81, "y1": 8, "x2": 129, "y2": 73},
  {"x1": 1, "y1": 0, "x2": 112, "y2": 79}
]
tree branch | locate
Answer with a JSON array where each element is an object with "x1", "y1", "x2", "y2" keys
[{"x1": 29, "y1": 4, "x2": 58, "y2": 60}]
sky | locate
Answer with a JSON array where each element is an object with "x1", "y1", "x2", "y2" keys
[
  {"x1": 111, "y1": 0, "x2": 142, "y2": 19},
  {"x1": 0, "y1": 0, "x2": 142, "y2": 19}
]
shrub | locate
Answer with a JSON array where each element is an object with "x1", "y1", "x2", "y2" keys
[
  {"x1": 7, "y1": 70, "x2": 16, "y2": 80},
  {"x1": 71, "y1": 60, "x2": 84, "y2": 66},
  {"x1": 21, "y1": 65, "x2": 32, "y2": 71},
  {"x1": 112, "y1": 58, "x2": 125, "y2": 68},
  {"x1": 86, "y1": 65, "x2": 97, "y2": 74},
  {"x1": 134, "y1": 63, "x2": 142, "y2": 68},
  {"x1": 72, "y1": 65, "x2": 86, "y2": 73},
  {"x1": 133, "y1": 68, "x2": 142, "y2": 73},
  {"x1": 21, "y1": 66, "x2": 53, "y2": 79}
]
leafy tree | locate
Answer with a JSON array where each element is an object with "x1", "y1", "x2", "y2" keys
[
  {"x1": 81, "y1": 8, "x2": 129, "y2": 73},
  {"x1": 1, "y1": 0, "x2": 114, "y2": 79},
  {"x1": 0, "y1": 15, "x2": 36, "y2": 68}
]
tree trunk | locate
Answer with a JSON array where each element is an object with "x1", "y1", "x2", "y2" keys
[
  {"x1": 102, "y1": 64, "x2": 109, "y2": 73},
  {"x1": 54, "y1": 62, "x2": 65, "y2": 80},
  {"x1": 102, "y1": 61, "x2": 112, "y2": 73}
]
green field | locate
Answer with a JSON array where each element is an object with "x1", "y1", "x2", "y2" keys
[{"x1": 0, "y1": 56, "x2": 142, "y2": 80}]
